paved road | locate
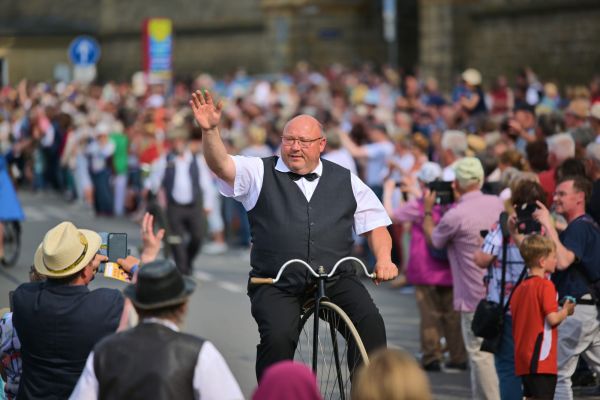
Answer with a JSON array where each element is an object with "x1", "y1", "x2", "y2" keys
[{"x1": 1, "y1": 191, "x2": 474, "y2": 399}]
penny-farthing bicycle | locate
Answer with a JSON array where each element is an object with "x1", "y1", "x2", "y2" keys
[{"x1": 251, "y1": 256, "x2": 375, "y2": 399}]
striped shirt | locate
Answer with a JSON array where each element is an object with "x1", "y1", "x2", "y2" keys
[
  {"x1": 1, "y1": 312, "x2": 21, "y2": 400},
  {"x1": 431, "y1": 190, "x2": 504, "y2": 312},
  {"x1": 481, "y1": 222, "x2": 526, "y2": 308}
]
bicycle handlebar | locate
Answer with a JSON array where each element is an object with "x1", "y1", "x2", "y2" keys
[{"x1": 249, "y1": 256, "x2": 376, "y2": 285}]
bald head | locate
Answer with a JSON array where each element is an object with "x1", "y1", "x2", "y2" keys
[
  {"x1": 283, "y1": 115, "x2": 323, "y2": 138},
  {"x1": 280, "y1": 114, "x2": 326, "y2": 174}
]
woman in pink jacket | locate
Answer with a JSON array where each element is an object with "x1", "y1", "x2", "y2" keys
[{"x1": 383, "y1": 162, "x2": 467, "y2": 372}]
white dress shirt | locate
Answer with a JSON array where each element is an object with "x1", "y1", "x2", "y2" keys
[
  {"x1": 217, "y1": 155, "x2": 391, "y2": 235},
  {"x1": 146, "y1": 151, "x2": 216, "y2": 211},
  {"x1": 69, "y1": 318, "x2": 243, "y2": 400}
]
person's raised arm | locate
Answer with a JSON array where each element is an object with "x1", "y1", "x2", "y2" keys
[
  {"x1": 422, "y1": 190, "x2": 437, "y2": 247},
  {"x1": 190, "y1": 90, "x2": 236, "y2": 187},
  {"x1": 533, "y1": 201, "x2": 576, "y2": 270},
  {"x1": 139, "y1": 212, "x2": 165, "y2": 264},
  {"x1": 338, "y1": 130, "x2": 368, "y2": 159}
]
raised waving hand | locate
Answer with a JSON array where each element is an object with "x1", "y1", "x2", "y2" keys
[{"x1": 190, "y1": 90, "x2": 223, "y2": 131}]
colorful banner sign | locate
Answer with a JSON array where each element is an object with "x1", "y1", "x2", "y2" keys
[{"x1": 142, "y1": 18, "x2": 173, "y2": 82}]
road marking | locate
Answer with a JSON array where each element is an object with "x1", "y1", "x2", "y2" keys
[
  {"x1": 193, "y1": 271, "x2": 245, "y2": 294},
  {"x1": 45, "y1": 206, "x2": 71, "y2": 220},
  {"x1": 193, "y1": 271, "x2": 215, "y2": 282},
  {"x1": 0, "y1": 268, "x2": 22, "y2": 286},
  {"x1": 217, "y1": 281, "x2": 245, "y2": 294},
  {"x1": 22, "y1": 206, "x2": 46, "y2": 222}
]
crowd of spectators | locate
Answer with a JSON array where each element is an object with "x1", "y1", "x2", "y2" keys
[{"x1": 1, "y1": 62, "x2": 600, "y2": 399}]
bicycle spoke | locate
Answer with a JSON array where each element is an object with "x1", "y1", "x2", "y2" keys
[{"x1": 294, "y1": 302, "x2": 368, "y2": 399}]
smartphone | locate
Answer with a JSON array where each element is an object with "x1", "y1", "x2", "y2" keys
[
  {"x1": 98, "y1": 232, "x2": 109, "y2": 273},
  {"x1": 107, "y1": 233, "x2": 128, "y2": 262}
]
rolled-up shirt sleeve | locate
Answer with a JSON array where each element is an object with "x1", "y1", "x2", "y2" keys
[
  {"x1": 431, "y1": 209, "x2": 459, "y2": 249},
  {"x1": 216, "y1": 155, "x2": 264, "y2": 211},
  {"x1": 351, "y1": 174, "x2": 391, "y2": 235}
]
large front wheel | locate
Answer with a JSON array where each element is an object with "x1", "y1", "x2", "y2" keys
[{"x1": 294, "y1": 301, "x2": 369, "y2": 400}]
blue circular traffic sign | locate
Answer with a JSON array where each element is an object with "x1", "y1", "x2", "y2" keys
[{"x1": 68, "y1": 36, "x2": 101, "y2": 66}]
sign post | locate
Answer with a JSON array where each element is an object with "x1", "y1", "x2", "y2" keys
[
  {"x1": 68, "y1": 36, "x2": 101, "y2": 84},
  {"x1": 382, "y1": 0, "x2": 398, "y2": 68},
  {"x1": 142, "y1": 18, "x2": 173, "y2": 84}
]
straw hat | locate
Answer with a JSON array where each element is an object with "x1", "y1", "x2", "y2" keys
[
  {"x1": 167, "y1": 126, "x2": 190, "y2": 141},
  {"x1": 34, "y1": 222, "x2": 101, "y2": 277},
  {"x1": 566, "y1": 99, "x2": 590, "y2": 118},
  {"x1": 462, "y1": 68, "x2": 482, "y2": 86}
]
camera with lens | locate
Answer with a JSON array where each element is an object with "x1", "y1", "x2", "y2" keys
[
  {"x1": 427, "y1": 181, "x2": 454, "y2": 205},
  {"x1": 515, "y1": 203, "x2": 541, "y2": 234}
]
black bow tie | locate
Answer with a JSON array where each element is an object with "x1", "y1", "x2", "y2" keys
[{"x1": 287, "y1": 172, "x2": 319, "y2": 182}]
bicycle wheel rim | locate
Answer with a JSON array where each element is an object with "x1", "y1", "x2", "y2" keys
[
  {"x1": 294, "y1": 301, "x2": 369, "y2": 400},
  {"x1": 2, "y1": 222, "x2": 20, "y2": 266}
]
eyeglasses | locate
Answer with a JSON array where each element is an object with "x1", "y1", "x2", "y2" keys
[{"x1": 281, "y1": 136, "x2": 322, "y2": 148}]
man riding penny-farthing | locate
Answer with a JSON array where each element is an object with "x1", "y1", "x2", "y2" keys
[{"x1": 189, "y1": 90, "x2": 398, "y2": 392}]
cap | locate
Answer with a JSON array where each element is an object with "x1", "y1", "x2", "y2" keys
[{"x1": 454, "y1": 157, "x2": 484, "y2": 184}]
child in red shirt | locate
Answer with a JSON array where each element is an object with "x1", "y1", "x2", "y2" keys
[{"x1": 511, "y1": 235, "x2": 575, "y2": 399}]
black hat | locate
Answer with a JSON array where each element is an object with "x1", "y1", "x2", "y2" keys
[{"x1": 124, "y1": 259, "x2": 195, "y2": 310}]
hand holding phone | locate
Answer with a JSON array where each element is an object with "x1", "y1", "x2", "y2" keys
[
  {"x1": 108, "y1": 233, "x2": 128, "y2": 262},
  {"x1": 516, "y1": 204, "x2": 541, "y2": 234}
]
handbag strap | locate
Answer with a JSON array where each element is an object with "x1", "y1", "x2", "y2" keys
[
  {"x1": 503, "y1": 266, "x2": 528, "y2": 314},
  {"x1": 498, "y1": 212, "x2": 509, "y2": 311}
]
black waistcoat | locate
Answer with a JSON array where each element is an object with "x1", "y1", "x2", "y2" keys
[
  {"x1": 94, "y1": 323, "x2": 204, "y2": 400},
  {"x1": 162, "y1": 152, "x2": 202, "y2": 205},
  {"x1": 248, "y1": 156, "x2": 357, "y2": 292}
]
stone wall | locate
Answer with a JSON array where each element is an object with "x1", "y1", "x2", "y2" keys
[
  {"x1": 261, "y1": 0, "x2": 386, "y2": 72},
  {"x1": 0, "y1": 37, "x2": 72, "y2": 83},
  {"x1": 0, "y1": 0, "x2": 395, "y2": 83},
  {"x1": 466, "y1": 1, "x2": 600, "y2": 86},
  {"x1": 97, "y1": 0, "x2": 267, "y2": 80},
  {"x1": 419, "y1": 0, "x2": 600, "y2": 92}
]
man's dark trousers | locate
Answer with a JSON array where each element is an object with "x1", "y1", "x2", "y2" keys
[
  {"x1": 166, "y1": 200, "x2": 205, "y2": 275},
  {"x1": 249, "y1": 273, "x2": 387, "y2": 380}
]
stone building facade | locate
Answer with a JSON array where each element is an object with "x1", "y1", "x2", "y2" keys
[
  {"x1": 0, "y1": 0, "x2": 387, "y2": 84},
  {"x1": 0, "y1": 0, "x2": 598, "y2": 90},
  {"x1": 419, "y1": 0, "x2": 600, "y2": 91}
]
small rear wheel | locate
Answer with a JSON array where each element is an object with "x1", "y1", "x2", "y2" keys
[
  {"x1": 294, "y1": 301, "x2": 369, "y2": 399},
  {"x1": 1, "y1": 221, "x2": 21, "y2": 267}
]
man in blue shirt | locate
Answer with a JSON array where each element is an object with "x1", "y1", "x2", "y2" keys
[{"x1": 528, "y1": 175, "x2": 600, "y2": 400}]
